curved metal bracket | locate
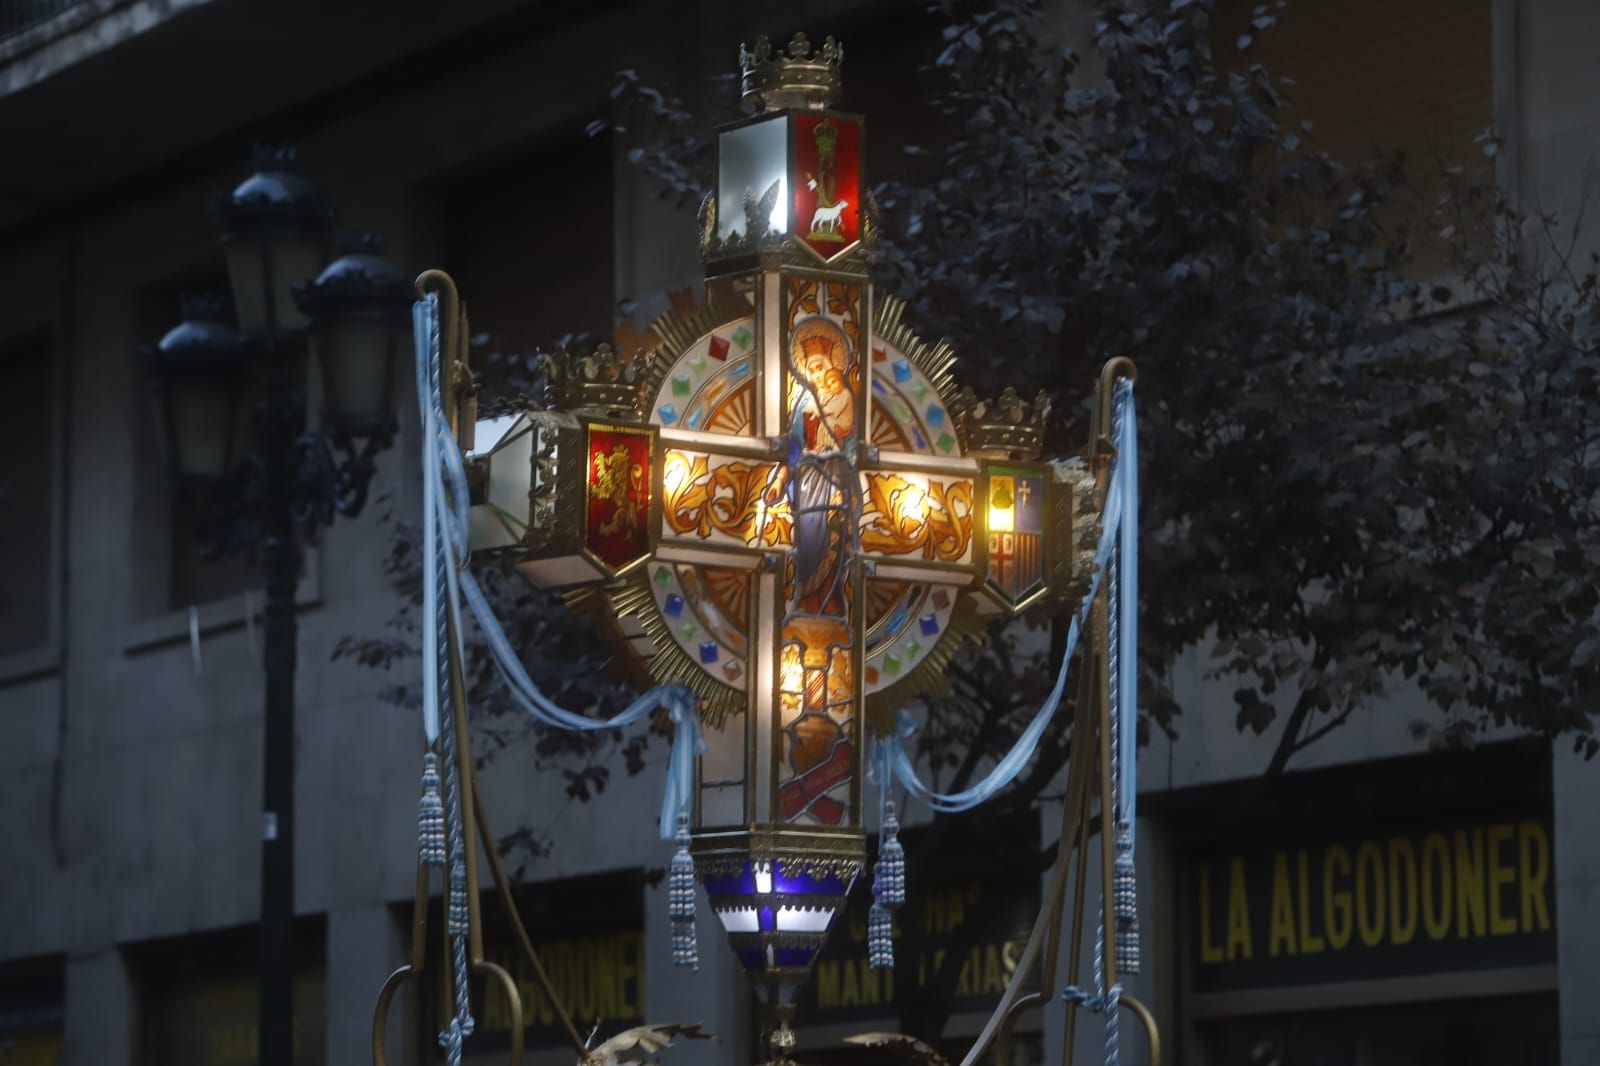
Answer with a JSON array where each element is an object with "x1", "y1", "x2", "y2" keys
[
  {"x1": 475, "y1": 961, "x2": 526, "y2": 1066},
  {"x1": 371, "y1": 964, "x2": 415, "y2": 1066}
]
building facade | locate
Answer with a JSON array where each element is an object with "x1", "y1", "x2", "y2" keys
[{"x1": 0, "y1": 2, "x2": 1597, "y2": 1066}]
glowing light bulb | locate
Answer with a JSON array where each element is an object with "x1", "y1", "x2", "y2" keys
[
  {"x1": 901, "y1": 486, "x2": 928, "y2": 526},
  {"x1": 664, "y1": 455, "x2": 688, "y2": 493},
  {"x1": 779, "y1": 646, "x2": 804, "y2": 693}
]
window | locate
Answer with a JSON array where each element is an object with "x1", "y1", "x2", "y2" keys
[
  {"x1": 1213, "y1": 0, "x2": 1494, "y2": 271},
  {"x1": 442, "y1": 128, "x2": 617, "y2": 357},
  {"x1": 0, "y1": 336, "x2": 58, "y2": 658},
  {"x1": 134, "y1": 921, "x2": 326, "y2": 1066}
]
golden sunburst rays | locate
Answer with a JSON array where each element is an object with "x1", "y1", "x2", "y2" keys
[
  {"x1": 705, "y1": 380, "x2": 754, "y2": 435},
  {"x1": 636, "y1": 290, "x2": 756, "y2": 420},
  {"x1": 604, "y1": 571, "x2": 747, "y2": 729},
  {"x1": 872, "y1": 293, "x2": 964, "y2": 430}
]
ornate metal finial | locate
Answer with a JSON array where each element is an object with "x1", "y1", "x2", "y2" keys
[
  {"x1": 739, "y1": 31, "x2": 843, "y2": 113},
  {"x1": 544, "y1": 342, "x2": 646, "y2": 418},
  {"x1": 957, "y1": 385, "x2": 1052, "y2": 459}
]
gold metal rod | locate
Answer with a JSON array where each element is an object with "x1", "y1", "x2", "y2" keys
[
  {"x1": 371, "y1": 965, "x2": 413, "y2": 1066},
  {"x1": 1120, "y1": 992, "x2": 1162, "y2": 1066},
  {"x1": 446, "y1": 606, "x2": 484, "y2": 966},
  {"x1": 410, "y1": 861, "x2": 431, "y2": 972},
  {"x1": 963, "y1": 647, "x2": 1100, "y2": 1066},
  {"x1": 1091, "y1": 358, "x2": 1137, "y2": 448},
  {"x1": 1043, "y1": 657, "x2": 1097, "y2": 989},
  {"x1": 475, "y1": 961, "x2": 526, "y2": 1066},
  {"x1": 472, "y1": 773, "x2": 589, "y2": 1057},
  {"x1": 1058, "y1": 645, "x2": 1099, "y2": 1066}
]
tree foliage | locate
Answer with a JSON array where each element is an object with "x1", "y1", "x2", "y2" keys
[
  {"x1": 604, "y1": 0, "x2": 1600, "y2": 1037},
  {"x1": 343, "y1": 0, "x2": 1600, "y2": 1036}
]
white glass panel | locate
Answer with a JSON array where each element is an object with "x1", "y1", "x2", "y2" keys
[
  {"x1": 717, "y1": 907, "x2": 760, "y2": 933},
  {"x1": 717, "y1": 118, "x2": 788, "y2": 242},
  {"x1": 775, "y1": 907, "x2": 835, "y2": 933}
]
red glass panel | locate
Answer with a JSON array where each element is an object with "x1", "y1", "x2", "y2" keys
[
  {"x1": 585, "y1": 424, "x2": 653, "y2": 571},
  {"x1": 792, "y1": 113, "x2": 862, "y2": 260}
]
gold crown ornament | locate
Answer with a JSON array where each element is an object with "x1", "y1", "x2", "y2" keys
[
  {"x1": 544, "y1": 342, "x2": 646, "y2": 419},
  {"x1": 739, "y1": 32, "x2": 843, "y2": 112},
  {"x1": 957, "y1": 385, "x2": 1052, "y2": 460}
]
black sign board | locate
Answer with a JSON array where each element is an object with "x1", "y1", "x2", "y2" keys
[
  {"x1": 1188, "y1": 813, "x2": 1556, "y2": 993},
  {"x1": 428, "y1": 869, "x2": 645, "y2": 1052},
  {"x1": 798, "y1": 813, "x2": 1041, "y2": 1024}
]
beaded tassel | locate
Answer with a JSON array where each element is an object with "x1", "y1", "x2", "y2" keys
[
  {"x1": 1112, "y1": 822, "x2": 1140, "y2": 975},
  {"x1": 867, "y1": 800, "x2": 906, "y2": 971},
  {"x1": 876, "y1": 802, "x2": 906, "y2": 907},
  {"x1": 668, "y1": 811, "x2": 699, "y2": 971},
  {"x1": 448, "y1": 859, "x2": 470, "y2": 937},
  {"x1": 867, "y1": 900, "x2": 894, "y2": 970},
  {"x1": 418, "y1": 753, "x2": 447, "y2": 868}
]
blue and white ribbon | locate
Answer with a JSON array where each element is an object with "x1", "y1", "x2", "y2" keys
[{"x1": 412, "y1": 294, "x2": 703, "y2": 842}]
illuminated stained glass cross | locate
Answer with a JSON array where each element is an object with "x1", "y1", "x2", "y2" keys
[{"x1": 458, "y1": 31, "x2": 1097, "y2": 1015}]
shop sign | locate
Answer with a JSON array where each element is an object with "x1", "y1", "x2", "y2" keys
[
  {"x1": 1190, "y1": 815, "x2": 1555, "y2": 992},
  {"x1": 799, "y1": 815, "x2": 1041, "y2": 1023},
  {"x1": 433, "y1": 871, "x2": 644, "y2": 1051}
]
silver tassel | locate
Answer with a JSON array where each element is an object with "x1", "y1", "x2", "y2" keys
[
  {"x1": 448, "y1": 859, "x2": 470, "y2": 937},
  {"x1": 876, "y1": 801, "x2": 906, "y2": 908},
  {"x1": 668, "y1": 812, "x2": 699, "y2": 971},
  {"x1": 1112, "y1": 822, "x2": 1140, "y2": 975},
  {"x1": 867, "y1": 901, "x2": 894, "y2": 970},
  {"x1": 418, "y1": 753, "x2": 447, "y2": 868},
  {"x1": 866, "y1": 801, "x2": 906, "y2": 972}
]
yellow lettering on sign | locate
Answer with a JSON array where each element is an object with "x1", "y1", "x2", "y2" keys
[
  {"x1": 983, "y1": 944, "x2": 1005, "y2": 994},
  {"x1": 1388, "y1": 837, "x2": 1419, "y2": 946},
  {"x1": 1421, "y1": 833, "x2": 1452, "y2": 940},
  {"x1": 841, "y1": 958, "x2": 861, "y2": 1006},
  {"x1": 1269, "y1": 852, "x2": 1296, "y2": 957},
  {"x1": 816, "y1": 960, "x2": 841, "y2": 1008},
  {"x1": 1520, "y1": 821, "x2": 1552, "y2": 933},
  {"x1": 1227, "y1": 857, "x2": 1254, "y2": 960},
  {"x1": 1456, "y1": 829, "x2": 1487, "y2": 938},
  {"x1": 1323, "y1": 844, "x2": 1352, "y2": 950},
  {"x1": 1355, "y1": 842, "x2": 1384, "y2": 947},
  {"x1": 1297, "y1": 850, "x2": 1325, "y2": 954},
  {"x1": 1198, "y1": 863, "x2": 1224, "y2": 964},
  {"x1": 1487, "y1": 823, "x2": 1517, "y2": 935}
]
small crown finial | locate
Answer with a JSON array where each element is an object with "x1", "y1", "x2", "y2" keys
[
  {"x1": 544, "y1": 342, "x2": 645, "y2": 418},
  {"x1": 739, "y1": 31, "x2": 843, "y2": 113},
  {"x1": 958, "y1": 385, "x2": 1052, "y2": 460}
]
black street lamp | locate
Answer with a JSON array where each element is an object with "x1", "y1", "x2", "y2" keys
[{"x1": 141, "y1": 145, "x2": 410, "y2": 1066}]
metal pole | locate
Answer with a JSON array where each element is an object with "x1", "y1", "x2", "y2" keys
[{"x1": 258, "y1": 355, "x2": 301, "y2": 1066}]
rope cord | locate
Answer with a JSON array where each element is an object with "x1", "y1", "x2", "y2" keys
[{"x1": 416, "y1": 295, "x2": 475, "y2": 1066}]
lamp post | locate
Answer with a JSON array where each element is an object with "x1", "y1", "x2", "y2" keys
[{"x1": 141, "y1": 145, "x2": 412, "y2": 1066}]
